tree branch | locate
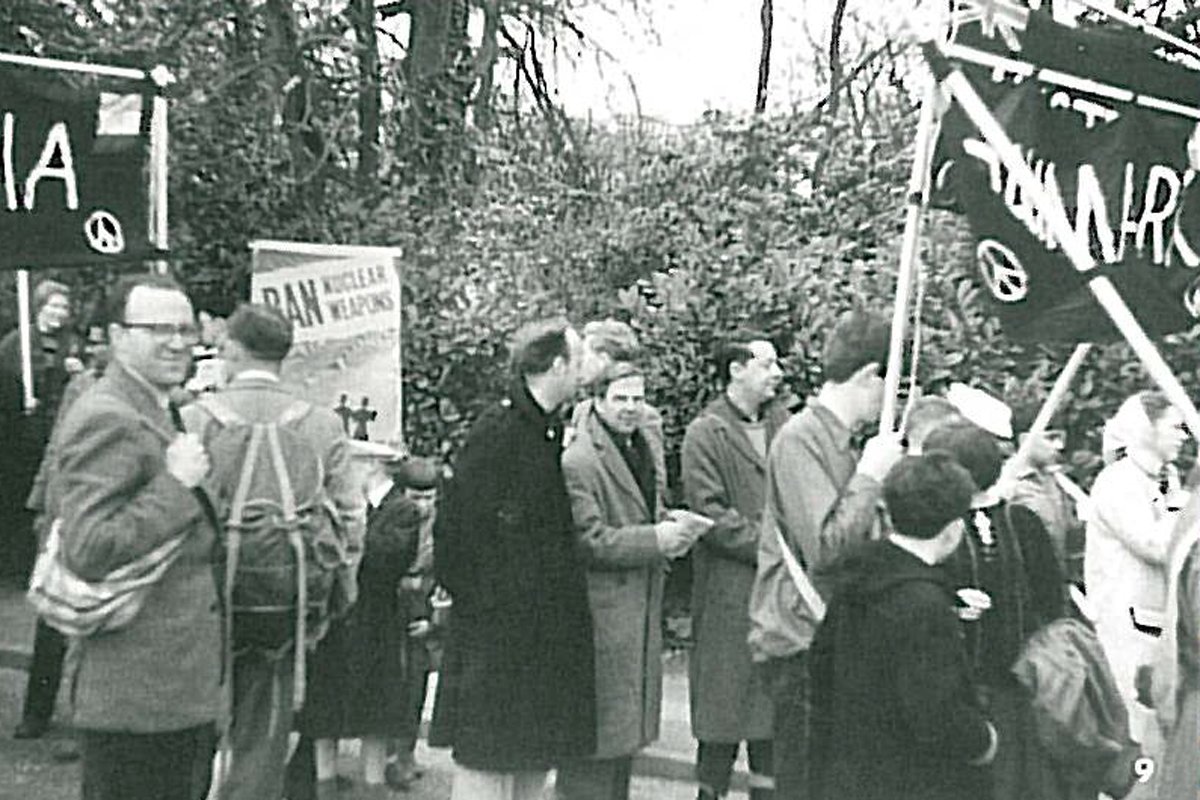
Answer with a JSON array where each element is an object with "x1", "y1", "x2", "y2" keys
[{"x1": 754, "y1": 0, "x2": 773, "y2": 113}]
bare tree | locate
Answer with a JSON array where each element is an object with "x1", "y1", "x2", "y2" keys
[{"x1": 754, "y1": 0, "x2": 773, "y2": 113}]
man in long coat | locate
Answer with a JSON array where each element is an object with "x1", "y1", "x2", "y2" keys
[
  {"x1": 432, "y1": 318, "x2": 596, "y2": 800},
  {"x1": 682, "y1": 331, "x2": 787, "y2": 800},
  {"x1": 558, "y1": 360, "x2": 705, "y2": 800}
]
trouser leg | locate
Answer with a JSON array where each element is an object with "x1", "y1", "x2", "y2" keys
[
  {"x1": 747, "y1": 738, "x2": 775, "y2": 800},
  {"x1": 556, "y1": 756, "x2": 634, "y2": 800},
  {"x1": 222, "y1": 649, "x2": 296, "y2": 800},
  {"x1": 696, "y1": 741, "x2": 738, "y2": 798},
  {"x1": 19, "y1": 620, "x2": 67, "y2": 728},
  {"x1": 762, "y1": 653, "x2": 810, "y2": 800},
  {"x1": 81, "y1": 724, "x2": 216, "y2": 800}
]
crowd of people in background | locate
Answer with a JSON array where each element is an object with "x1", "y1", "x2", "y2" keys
[{"x1": 3, "y1": 280, "x2": 1200, "y2": 800}]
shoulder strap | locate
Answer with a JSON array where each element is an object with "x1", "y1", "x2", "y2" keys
[
  {"x1": 227, "y1": 425, "x2": 266, "y2": 527},
  {"x1": 772, "y1": 517, "x2": 827, "y2": 622},
  {"x1": 277, "y1": 400, "x2": 312, "y2": 427}
]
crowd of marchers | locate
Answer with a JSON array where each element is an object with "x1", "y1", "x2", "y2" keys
[{"x1": 2, "y1": 279, "x2": 1200, "y2": 800}]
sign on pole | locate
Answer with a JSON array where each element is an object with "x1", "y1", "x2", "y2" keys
[
  {"x1": 250, "y1": 240, "x2": 404, "y2": 445},
  {"x1": 0, "y1": 55, "x2": 160, "y2": 269}
]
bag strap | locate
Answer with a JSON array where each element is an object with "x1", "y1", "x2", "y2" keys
[
  {"x1": 227, "y1": 425, "x2": 266, "y2": 528},
  {"x1": 265, "y1": 425, "x2": 297, "y2": 522},
  {"x1": 266, "y1": 420, "x2": 306, "y2": 710},
  {"x1": 773, "y1": 519, "x2": 826, "y2": 622}
]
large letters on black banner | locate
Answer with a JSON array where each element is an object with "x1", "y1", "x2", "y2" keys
[
  {"x1": 0, "y1": 63, "x2": 157, "y2": 269},
  {"x1": 933, "y1": 12, "x2": 1200, "y2": 342}
]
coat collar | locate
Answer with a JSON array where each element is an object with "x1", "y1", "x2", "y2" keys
[
  {"x1": 700, "y1": 393, "x2": 788, "y2": 472},
  {"x1": 581, "y1": 405, "x2": 650, "y2": 517},
  {"x1": 101, "y1": 360, "x2": 176, "y2": 440}
]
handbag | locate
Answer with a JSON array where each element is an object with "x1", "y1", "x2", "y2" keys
[{"x1": 26, "y1": 518, "x2": 188, "y2": 637}]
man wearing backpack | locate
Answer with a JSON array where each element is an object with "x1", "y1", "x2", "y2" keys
[{"x1": 183, "y1": 302, "x2": 365, "y2": 800}]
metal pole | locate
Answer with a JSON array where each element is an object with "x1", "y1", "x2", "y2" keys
[
  {"x1": 881, "y1": 82, "x2": 943, "y2": 434},
  {"x1": 0, "y1": 51, "x2": 147, "y2": 81},
  {"x1": 937, "y1": 58, "x2": 1200, "y2": 440}
]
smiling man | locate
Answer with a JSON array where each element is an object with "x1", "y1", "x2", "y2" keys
[
  {"x1": 558, "y1": 360, "x2": 707, "y2": 800},
  {"x1": 43, "y1": 273, "x2": 221, "y2": 800},
  {"x1": 682, "y1": 330, "x2": 788, "y2": 800}
]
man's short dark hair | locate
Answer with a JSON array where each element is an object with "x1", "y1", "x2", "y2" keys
[
  {"x1": 714, "y1": 328, "x2": 770, "y2": 384},
  {"x1": 226, "y1": 303, "x2": 294, "y2": 362},
  {"x1": 821, "y1": 309, "x2": 891, "y2": 385},
  {"x1": 510, "y1": 317, "x2": 573, "y2": 378},
  {"x1": 582, "y1": 319, "x2": 640, "y2": 361},
  {"x1": 884, "y1": 453, "x2": 977, "y2": 540},
  {"x1": 104, "y1": 274, "x2": 188, "y2": 325},
  {"x1": 923, "y1": 421, "x2": 1004, "y2": 492}
]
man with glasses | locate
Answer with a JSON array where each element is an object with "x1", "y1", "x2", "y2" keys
[{"x1": 42, "y1": 274, "x2": 221, "y2": 800}]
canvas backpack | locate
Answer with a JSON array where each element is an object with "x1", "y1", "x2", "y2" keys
[{"x1": 194, "y1": 394, "x2": 345, "y2": 710}]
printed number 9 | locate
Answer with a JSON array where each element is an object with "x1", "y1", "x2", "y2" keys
[{"x1": 1134, "y1": 757, "x2": 1155, "y2": 783}]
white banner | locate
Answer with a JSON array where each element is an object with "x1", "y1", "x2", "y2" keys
[{"x1": 250, "y1": 240, "x2": 403, "y2": 444}]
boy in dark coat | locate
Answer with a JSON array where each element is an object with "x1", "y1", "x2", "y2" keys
[{"x1": 809, "y1": 453, "x2": 998, "y2": 800}]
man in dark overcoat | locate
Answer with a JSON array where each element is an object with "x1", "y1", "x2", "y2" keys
[
  {"x1": 808, "y1": 453, "x2": 998, "y2": 800},
  {"x1": 431, "y1": 317, "x2": 597, "y2": 800},
  {"x1": 682, "y1": 330, "x2": 787, "y2": 799}
]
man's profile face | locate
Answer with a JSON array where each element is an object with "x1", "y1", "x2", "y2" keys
[
  {"x1": 731, "y1": 341, "x2": 783, "y2": 405},
  {"x1": 404, "y1": 487, "x2": 438, "y2": 518},
  {"x1": 594, "y1": 374, "x2": 646, "y2": 435},
  {"x1": 110, "y1": 286, "x2": 196, "y2": 390}
]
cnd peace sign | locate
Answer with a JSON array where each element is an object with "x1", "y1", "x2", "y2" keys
[
  {"x1": 83, "y1": 210, "x2": 126, "y2": 255},
  {"x1": 976, "y1": 239, "x2": 1029, "y2": 303}
]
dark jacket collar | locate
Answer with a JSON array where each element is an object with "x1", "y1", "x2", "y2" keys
[{"x1": 581, "y1": 404, "x2": 651, "y2": 517}]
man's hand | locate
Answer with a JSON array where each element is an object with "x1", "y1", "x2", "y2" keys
[
  {"x1": 655, "y1": 520, "x2": 695, "y2": 560},
  {"x1": 166, "y1": 433, "x2": 210, "y2": 488},
  {"x1": 399, "y1": 575, "x2": 425, "y2": 593},
  {"x1": 408, "y1": 619, "x2": 433, "y2": 639},
  {"x1": 857, "y1": 432, "x2": 905, "y2": 483}
]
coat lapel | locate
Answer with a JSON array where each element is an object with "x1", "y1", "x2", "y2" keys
[
  {"x1": 708, "y1": 397, "x2": 770, "y2": 473},
  {"x1": 585, "y1": 410, "x2": 650, "y2": 518}
]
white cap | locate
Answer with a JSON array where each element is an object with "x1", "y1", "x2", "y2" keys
[{"x1": 946, "y1": 383, "x2": 1013, "y2": 439}]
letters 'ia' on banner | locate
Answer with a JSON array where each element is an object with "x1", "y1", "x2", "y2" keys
[
  {"x1": 932, "y1": 10, "x2": 1200, "y2": 342},
  {"x1": 0, "y1": 62, "x2": 159, "y2": 269}
]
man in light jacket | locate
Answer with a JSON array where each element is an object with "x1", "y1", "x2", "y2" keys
[
  {"x1": 682, "y1": 330, "x2": 787, "y2": 800},
  {"x1": 746, "y1": 309, "x2": 903, "y2": 800},
  {"x1": 44, "y1": 274, "x2": 220, "y2": 800}
]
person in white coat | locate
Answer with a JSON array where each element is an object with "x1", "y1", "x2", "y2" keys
[{"x1": 1086, "y1": 390, "x2": 1189, "y2": 790}]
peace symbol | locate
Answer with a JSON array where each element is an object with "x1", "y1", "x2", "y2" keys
[
  {"x1": 976, "y1": 239, "x2": 1029, "y2": 303},
  {"x1": 83, "y1": 210, "x2": 125, "y2": 255},
  {"x1": 1183, "y1": 276, "x2": 1200, "y2": 319}
]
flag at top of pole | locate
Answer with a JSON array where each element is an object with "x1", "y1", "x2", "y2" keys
[{"x1": 0, "y1": 52, "x2": 168, "y2": 270}]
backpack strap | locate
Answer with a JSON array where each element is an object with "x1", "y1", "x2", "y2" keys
[
  {"x1": 265, "y1": 421, "x2": 307, "y2": 710},
  {"x1": 227, "y1": 425, "x2": 267, "y2": 528}
]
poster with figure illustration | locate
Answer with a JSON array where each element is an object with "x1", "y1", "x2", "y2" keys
[{"x1": 249, "y1": 240, "x2": 403, "y2": 445}]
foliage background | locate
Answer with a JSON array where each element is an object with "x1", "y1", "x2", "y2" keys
[{"x1": 3, "y1": 3, "x2": 1200, "y2": 596}]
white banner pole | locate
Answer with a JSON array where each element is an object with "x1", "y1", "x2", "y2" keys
[
  {"x1": 881, "y1": 81, "x2": 943, "y2": 434},
  {"x1": 149, "y1": 69, "x2": 171, "y2": 275},
  {"x1": 16, "y1": 270, "x2": 34, "y2": 414},
  {"x1": 1003, "y1": 343, "x2": 1091, "y2": 486},
  {"x1": 0, "y1": 51, "x2": 146, "y2": 81},
  {"x1": 934, "y1": 52, "x2": 1200, "y2": 441}
]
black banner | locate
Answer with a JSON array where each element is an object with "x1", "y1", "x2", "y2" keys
[
  {"x1": 0, "y1": 61, "x2": 159, "y2": 269},
  {"x1": 932, "y1": 12, "x2": 1200, "y2": 342}
]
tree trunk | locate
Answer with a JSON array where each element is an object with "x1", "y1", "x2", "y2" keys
[
  {"x1": 754, "y1": 0, "x2": 773, "y2": 113},
  {"x1": 403, "y1": 0, "x2": 469, "y2": 182},
  {"x1": 473, "y1": 0, "x2": 502, "y2": 132},
  {"x1": 352, "y1": 0, "x2": 381, "y2": 191}
]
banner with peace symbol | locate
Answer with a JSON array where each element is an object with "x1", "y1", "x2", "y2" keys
[
  {"x1": 931, "y1": 11, "x2": 1200, "y2": 342},
  {"x1": 0, "y1": 61, "x2": 159, "y2": 269}
]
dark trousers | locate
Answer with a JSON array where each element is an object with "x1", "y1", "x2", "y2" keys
[
  {"x1": 81, "y1": 724, "x2": 216, "y2": 800},
  {"x1": 761, "y1": 653, "x2": 811, "y2": 800},
  {"x1": 20, "y1": 619, "x2": 68, "y2": 727},
  {"x1": 555, "y1": 756, "x2": 634, "y2": 800},
  {"x1": 223, "y1": 648, "x2": 296, "y2": 800},
  {"x1": 395, "y1": 668, "x2": 430, "y2": 755},
  {"x1": 697, "y1": 739, "x2": 773, "y2": 797}
]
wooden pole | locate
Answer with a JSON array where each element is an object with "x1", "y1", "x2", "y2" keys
[
  {"x1": 935, "y1": 55, "x2": 1200, "y2": 441},
  {"x1": 150, "y1": 85, "x2": 170, "y2": 275},
  {"x1": 16, "y1": 270, "x2": 33, "y2": 414},
  {"x1": 1004, "y1": 343, "x2": 1091, "y2": 483},
  {"x1": 881, "y1": 82, "x2": 943, "y2": 433},
  {"x1": 0, "y1": 51, "x2": 146, "y2": 80}
]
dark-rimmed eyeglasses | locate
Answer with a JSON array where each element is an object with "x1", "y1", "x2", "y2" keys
[{"x1": 120, "y1": 322, "x2": 202, "y2": 345}]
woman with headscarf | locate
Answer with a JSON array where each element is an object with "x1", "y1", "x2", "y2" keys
[
  {"x1": 1088, "y1": 391, "x2": 1189, "y2": 796},
  {"x1": 924, "y1": 420, "x2": 1066, "y2": 800}
]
